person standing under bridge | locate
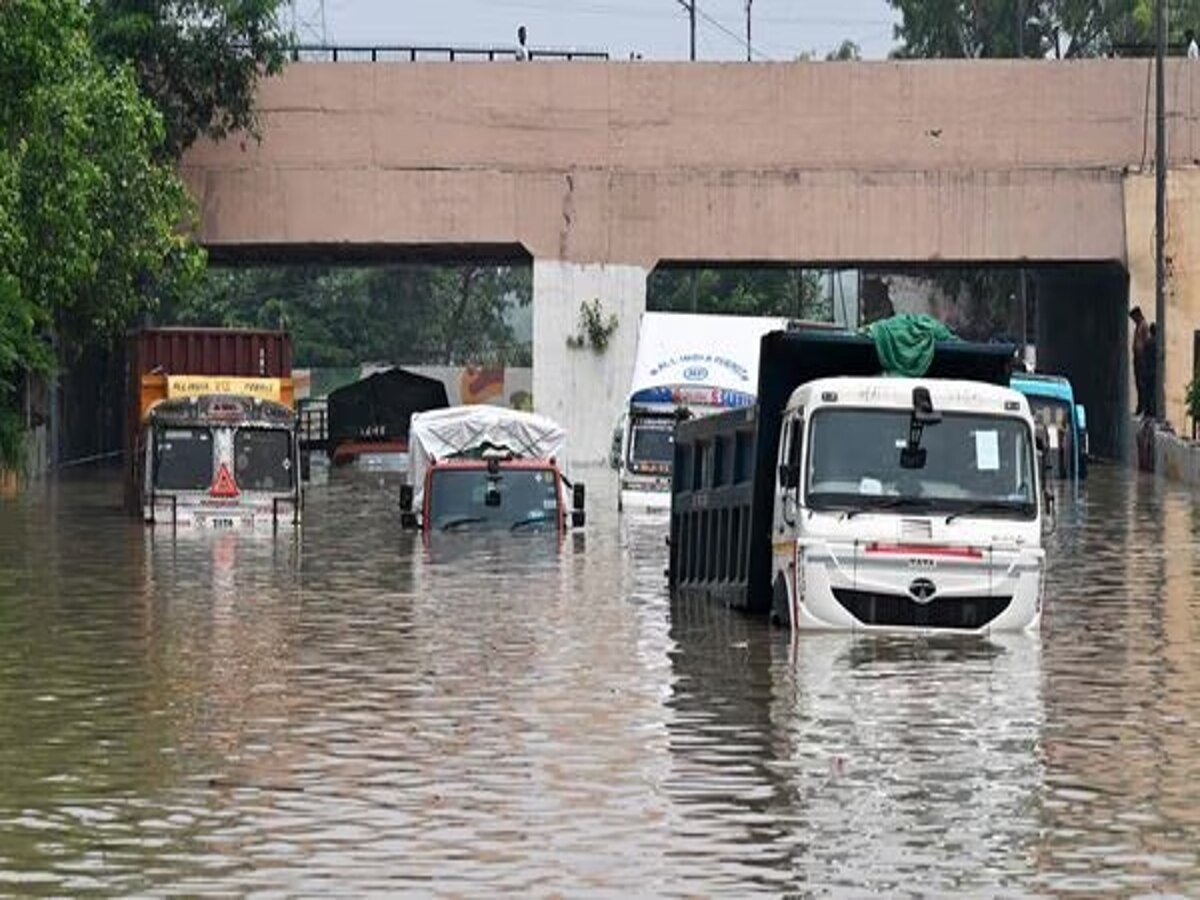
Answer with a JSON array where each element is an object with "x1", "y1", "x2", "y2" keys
[{"x1": 1130, "y1": 306, "x2": 1151, "y2": 416}]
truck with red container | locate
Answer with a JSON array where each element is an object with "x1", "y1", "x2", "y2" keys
[{"x1": 126, "y1": 328, "x2": 301, "y2": 529}]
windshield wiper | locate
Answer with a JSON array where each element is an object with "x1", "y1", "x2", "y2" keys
[
  {"x1": 944, "y1": 501, "x2": 1028, "y2": 524},
  {"x1": 843, "y1": 497, "x2": 932, "y2": 520},
  {"x1": 439, "y1": 516, "x2": 485, "y2": 531}
]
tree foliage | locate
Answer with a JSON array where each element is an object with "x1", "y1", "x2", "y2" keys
[
  {"x1": 647, "y1": 268, "x2": 831, "y2": 321},
  {"x1": 90, "y1": 0, "x2": 291, "y2": 157},
  {"x1": 0, "y1": 0, "x2": 203, "y2": 467},
  {"x1": 161, "y1": 265, "x2": 534, "y2": 368},
  {"x1": 888, "y1": 0, "x2": 1200, "y2": 59}
]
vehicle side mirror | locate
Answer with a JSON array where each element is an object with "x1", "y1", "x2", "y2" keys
[
  {"x1": 573, "y1": 482, "x2": 586, "y2": 511},
  {"x1": 300, "y1": 450, "x2": 311, "y2": 482},
  {"x1": 485, "y1": 485, "x2": 502, "y2": 507},
  {"x1": 400, "y1": 511, "x2": 419, "y2": 530},
  {"x1": 572, "y1": 510, "x2": 586, "y2": 528},
  {"x1": 399, "y1": 483, "x2": 414, "y2": 512},
  {"x1": 899, "y1": 447, "x2": 927, "y2": 470},
  {"x1": 778, "y1": 463, "x2": 800, "y2": 489},
  {"x1": 609, "y1": 429, "x2": 622, "y2": 470}
]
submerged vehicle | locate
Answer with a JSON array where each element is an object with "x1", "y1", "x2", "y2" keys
[
  {"x1": 615, "y1": 312, "x2": 790, "y2": 512},
  {"x1": 326, "y1": 367, "x2": 449, "y2": 471},
  {"x1": 1010, "y1": 372, "x2": 1088, "y2": 481},
  {"x1": 126, "y1": 328, "x2": 301, "y2": 529},
  {"x1": 400, "y1": 406, "x2": 585, "y2": 537},
  {"x1": 669, "y1": 324, "x2": 1051, "y2": 635},
  {"x1": 137, "y1": 381, "x2": 300, "y2": 529}
]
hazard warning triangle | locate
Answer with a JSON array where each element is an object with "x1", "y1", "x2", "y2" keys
[{"x1": 210, "y1": 463, "x2": 240, "y2": 497}]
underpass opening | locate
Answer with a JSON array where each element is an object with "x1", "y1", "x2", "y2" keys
[
  {"x1": 151, "y1": 247, "x2": 536, "y2": 463},
  {"x1": 647, "y1": 261, "x2": 1130, "y2": 462}
]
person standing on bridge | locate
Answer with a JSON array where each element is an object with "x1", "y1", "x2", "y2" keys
[
  {"x1": 1130, "y1": 305, "x2": 1151, "y2": 416},
  {"x1": 515, "y1": 25, "x2": 530, "y2": 61},
  {"x1": 1188, "y1": 29, "x2": 1199, "y2": 59}
]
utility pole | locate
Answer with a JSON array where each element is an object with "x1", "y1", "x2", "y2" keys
[
  {"x1": 1155, "y1": 0, "x2": 1167, "y2": 421},
  {"x1": 745, "y1": 0, "x2": 752, "y2": 61},
  {"x1": 677, "y1": 0, "x2": 696, "y2": 61}
]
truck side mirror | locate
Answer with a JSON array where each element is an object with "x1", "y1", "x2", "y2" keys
[
  {"x1": 573, "y1": 482, "x2": 586, "y2": 511},
  {"x1": 399, "y1": 483, "x2": 414, "y2": 512},
  {"x1": 572, "y1": 509, "x2": 586, "y2": 528},
  {"x1": 609, "y1": 429, "x2": 622, "y2": 470}
]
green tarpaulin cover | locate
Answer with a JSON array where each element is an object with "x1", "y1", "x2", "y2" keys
[{"x1": 861, "y1": 314, "x2": 957, "y2": 377}]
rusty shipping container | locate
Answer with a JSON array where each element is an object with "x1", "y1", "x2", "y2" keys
[{"x1": 125, "y1": 328, "x2": 293, "y2": 507}]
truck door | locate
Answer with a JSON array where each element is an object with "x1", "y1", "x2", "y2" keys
[{"x1": 775, "y1": 411, "x2": 803, "y2": 537}]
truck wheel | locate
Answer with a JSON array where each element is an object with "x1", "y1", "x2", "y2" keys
[{"x1": 770, "y1": 574, "x2": 791, "y2": 629}]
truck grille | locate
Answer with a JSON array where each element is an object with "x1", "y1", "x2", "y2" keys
[{"x1": 831, "y1": 589, "x2": 1011, "y2": 630}]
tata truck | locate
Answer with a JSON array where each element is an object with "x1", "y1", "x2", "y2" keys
[{"x1": 669, "y1": 326, "x2": 1051, "y2": 635}]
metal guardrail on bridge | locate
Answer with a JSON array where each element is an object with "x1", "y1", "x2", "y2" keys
[{"x1": 290, "y1": 44, "x2": 609, "y2": 62}]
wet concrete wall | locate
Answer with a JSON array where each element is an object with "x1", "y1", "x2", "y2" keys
[{"x1": 1034, "y1": 264, "x2": 1129, "y2": 462}]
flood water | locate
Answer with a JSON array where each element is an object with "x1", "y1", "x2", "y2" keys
[{"x1": 1, "y1": 466, "x2": 1199, "y2": 895}]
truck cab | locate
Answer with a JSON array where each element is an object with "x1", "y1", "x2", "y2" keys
[
  {"x1": 139, "y1": 392, "x2": 301, "y2": 529},
  {"x1": 400, "y1": 406, "x2": 584, "y2": 538},
  {"x1": 770, "y1": 378, "x2": 1045, "y2": 633},
  {"x1": 1009, "y1": 372, "x2": 1088, "y2": 481}
]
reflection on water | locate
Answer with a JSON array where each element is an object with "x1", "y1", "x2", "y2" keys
[{"x1": 0, "y1": 465, "x2": 1198, "y2": 893}]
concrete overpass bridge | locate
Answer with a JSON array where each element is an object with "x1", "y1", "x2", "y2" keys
[{"x1": 181, "y1": 59, "x2": 1200, "y2": 461}]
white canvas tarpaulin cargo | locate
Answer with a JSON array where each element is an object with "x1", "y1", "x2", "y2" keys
[{"x1": 408, "y1": 406, "x2": 569, "y2": 513}]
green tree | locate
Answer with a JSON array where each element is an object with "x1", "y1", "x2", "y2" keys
[
  {"x1": 648, "y1": 267, "x2": 829, "y2": 320},
  {"x1": 161, "y1": 264, "x2": 534, "y2": 368},
  {"x1": 887, "y1": 0, "x2": 1173, "y2": 59},
  {"x1": 90, "y1": 0, "x2": 291, "y2": 157},
  {"x1": 827, "y1": 39, "x2": 862, "y2": 61},
  {"x1": 0, "y1": 0, "x2": 202, "y2": 467}
]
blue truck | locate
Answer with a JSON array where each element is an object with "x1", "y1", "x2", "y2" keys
[{"x1": 1009, "y1": 373, "x2": 1087, "y2": 481}]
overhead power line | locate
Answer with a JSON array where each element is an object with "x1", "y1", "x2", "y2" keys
[{"x1": 694, "y1": 3, "x2": 771, "y2": 60}]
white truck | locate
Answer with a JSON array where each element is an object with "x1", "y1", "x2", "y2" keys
[
  {"x1": 614, "y1": 312, "x2": 789, "y2": 512},
  {"x1": 400, "y1": 406, "x2": 585, "y2": 537},
  {"x1": 669, "y1": 326, "x2": 1050, "y2": 634}
]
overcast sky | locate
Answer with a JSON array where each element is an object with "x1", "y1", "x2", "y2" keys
[{"x1": 298, "y1": 0, "x2": 901, "y2": 62}]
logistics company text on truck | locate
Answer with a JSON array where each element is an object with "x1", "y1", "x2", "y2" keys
[
  {"x1": 614, "y1": 312, "x2": 789, "y2": 512},
  {"x1": 669, "y1": 325, "x2": 1051, "y2": 634}
]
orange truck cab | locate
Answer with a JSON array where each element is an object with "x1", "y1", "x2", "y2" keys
[{"x1": 399, "y1": 407, "x2": 585, "y2": 537}]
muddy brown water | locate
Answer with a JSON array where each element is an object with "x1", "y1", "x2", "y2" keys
[{"x1": 1, "y1": 466, "x2": 1198, "y2": 895}]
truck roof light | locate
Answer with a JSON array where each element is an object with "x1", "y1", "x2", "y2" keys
[{"x1": 821, "y1": 391, "x2": 838, "y2": 402}]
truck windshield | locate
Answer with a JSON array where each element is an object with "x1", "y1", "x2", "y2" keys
[
  {"x1": 154, "y1": 427, "x2": 213, "y2": 491},
  {"x1": 629, "y1": 419, "x2": 674, "y2": 471},
  {"x1": 806, "y1": 409, "x2": 1036, "y2": 518},
  {"x1": 428, "y1": 467, "x2": 561, "y2": 532},
  {"x1": 235, "y1": 428, "x2": 294, "y2": 492}
]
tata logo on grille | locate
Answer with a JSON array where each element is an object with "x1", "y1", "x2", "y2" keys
[
  {"x1": 908, "y1": 578, "x2": 938, "y2": 603},
  {"x1": 908, "y1": 557, "x2": 936, "y2": 570},
  {"x1": 682, "y1": 366, "x2": 709, "y2": 382}
]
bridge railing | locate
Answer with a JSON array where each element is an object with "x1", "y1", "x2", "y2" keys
[{"x1": 289, "y1": 44, "x2": 609, "y2": 63}]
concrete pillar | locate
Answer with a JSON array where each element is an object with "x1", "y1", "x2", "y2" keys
[{"x1": 532, "y1": 260, "x2": 648, "y2": 464}]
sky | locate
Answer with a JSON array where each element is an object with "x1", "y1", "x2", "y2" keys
[{"x1": 295, "y1": 0, "x2": 902, "y2": 62}]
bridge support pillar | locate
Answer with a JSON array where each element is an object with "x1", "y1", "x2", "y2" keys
[{"x1": 532, "y1": 260, "x2": 647, "y2": 464}]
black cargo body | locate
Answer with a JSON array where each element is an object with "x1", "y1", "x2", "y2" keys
[
  {"x1": 669, "y1": 327, "x2": 1019, "y2": 615},
  {"x1": 327, "y1": 367, "x2": 449, "y2": 452}
]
